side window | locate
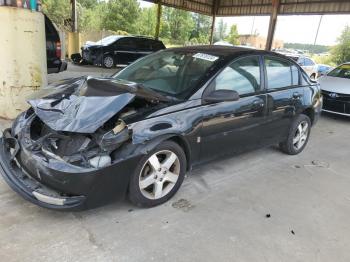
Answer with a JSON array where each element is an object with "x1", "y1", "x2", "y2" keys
[
  {"x1": 265, "y1": 57, "x2": 292, "y2": 90},
  {"x1": 298, "y1": 57, "x2": 305, "y2": 66},
  {"x1": 214, "y1": 56, "x2": 261, "y2": 96},
  {"x1": 304, "y1": 58, "x2": 315, "y2": 66},
  {"x1": 135, "y1": 39, "x2": 150, "y2": 51},
  {"x1": 291, "y1": 65, "x2": 299, "y2": 85},
  {"x1": 153, "y1": 40, "x2": 165, "y2": 50},
  {"x1": 116, "y1": 38, "x2": 136, "y2": 50}
]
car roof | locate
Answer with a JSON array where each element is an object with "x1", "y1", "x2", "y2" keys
[
  {"x1": 165, "y1": 45, "x2": 282, "y2": 58},
  {"x1": 116, "y1": 35, "x2": 160, "y2": 41}
]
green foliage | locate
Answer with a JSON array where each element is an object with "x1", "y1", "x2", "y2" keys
[
  {"x1": 138, "y1": 6, "x2": 158, "y2": 36},
  {"x1": 101, "y1": 0, "x2": 140, "y2": 33},
  {"x1": 284, "y1": 43, "x2": 330, "y2": 54},
  {"x1": 42, "y1": 0, "x2": 71, "y2": 30},
  {"x1": 312, "y1": 54, "x2": 336, "y2": 67},
  {"x1": 214, "y1": 19, "x2": 227, "y2": 42},
  {"x1": 42, "y1": 1, "x2": 220, "y2": 46},
  {"x1": 226, "y1": 24, "x2": 239, "y2": 45},
  {"x1": 331, "y1": 25, "x2": 350, "y2": 65},
  {"x1": 161, "y1": 8, "x2": 194, "y2": 44}
]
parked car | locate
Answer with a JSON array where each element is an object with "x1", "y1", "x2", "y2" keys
[
  {"x1": 45, "y1": 15, "x2": 67, "y2": 74},
  {"x1": 319, "y1": 63, "x2": 350, "y2": 116},
  {"x1": 316, "y1": 64, "x2": 333, "y2": 78},
  {"x1": 284, "y1": 54, "x2": 318, "y2": 79},
  {"x1": 0, "y1": 46, "x2": 322, "y2": 210},
  {"x1": 75, "y1": 35, "x2": 166, "y2": 68}
]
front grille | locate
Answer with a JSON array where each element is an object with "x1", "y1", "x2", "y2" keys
[
  {"x1": 321, "y1": 90, "x2": 350, "y2": 114},
  {"x1": 322, "y1": 90, "x2": 350, "y2": 102}
]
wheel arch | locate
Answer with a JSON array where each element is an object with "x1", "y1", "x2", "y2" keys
[{"x1": 301, "y1": 107, "x2": 315, "y2": 125}]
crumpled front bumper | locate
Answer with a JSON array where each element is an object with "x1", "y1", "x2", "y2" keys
[
  {"x1": 0, "y1": 128, "x2": 139, "y2": 211},
  {"x1": 0, "y1": 131, "x2": 85, "y2": 210}
]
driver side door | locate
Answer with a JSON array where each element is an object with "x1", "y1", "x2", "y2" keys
[{"x1": 199, "y1": 55, "x2": 268, "y2": 162}]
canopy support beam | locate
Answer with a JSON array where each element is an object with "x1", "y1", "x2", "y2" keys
[
  {"x1": 155, "y1": 1, "x2": 162, "y2": 40},
  {"x1": 265, "y1": 0, "x2": 280, "y2": 50},
  {"x1": 210, "y1": 0, "x2": 220, "y2": 44}
]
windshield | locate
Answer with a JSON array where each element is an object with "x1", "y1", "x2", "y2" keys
[
  {"x1": 113, "y1": 50, "x2": 220, "y2": 98},
  {"x1": 327, "y1": 64, "x2": 350, "y2": 79}
]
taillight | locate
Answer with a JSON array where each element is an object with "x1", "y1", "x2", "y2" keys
[{"x1": 56, "y1": 41, "x2": 61, "y2": 58}]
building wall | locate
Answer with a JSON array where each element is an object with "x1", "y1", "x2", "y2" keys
[{"x1": 0, "y1": 7, "x2": 47, "y2": 119}]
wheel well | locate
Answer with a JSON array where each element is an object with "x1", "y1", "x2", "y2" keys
[
  {"x1": 167, "y1": 136, "x2": 191, "y2": 171},
  {"x1": 302, "y1": 108, "x2": 315, "y2": 125}
]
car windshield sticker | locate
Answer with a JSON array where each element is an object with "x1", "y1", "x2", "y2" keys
[{"x1": 193, "y1": 53, "x2": 219, "y2": 62}]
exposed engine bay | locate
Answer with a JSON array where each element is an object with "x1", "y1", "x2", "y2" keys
[{"x1": 17, "y1": 77, "x2": 170, "y2": 170}]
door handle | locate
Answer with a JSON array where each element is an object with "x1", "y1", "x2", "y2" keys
[
  {"x1": 292, "y1": 92, "x2": 302, "y2": 99},
  {"x1": 252, "y1": 100, "x2": 265, "y2": 109}
]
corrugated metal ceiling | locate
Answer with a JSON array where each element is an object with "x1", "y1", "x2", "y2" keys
[{"x1": 144, "y1": 0, "x2": 350, "y2": 16}]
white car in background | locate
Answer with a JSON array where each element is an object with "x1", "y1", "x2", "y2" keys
[
  {"x1": 319, "y1": 63, "x2": 350, "y2": 116},
  {"x1": 285, "y1": 54, "x2": 318, "y2": 80}
]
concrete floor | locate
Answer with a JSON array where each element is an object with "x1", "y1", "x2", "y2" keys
[{"x1": 1, "y1": 65, "x2": 350, "y2": 261}]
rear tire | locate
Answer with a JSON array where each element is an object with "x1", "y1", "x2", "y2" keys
[
  {"x1": 128, "y1": 141, "x2": 186, "y2": 207},
  {"x1": 280, "y1": 114, "x2": 311, "y2": 155}
]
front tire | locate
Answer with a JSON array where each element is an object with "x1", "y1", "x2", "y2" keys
[
  {"x1": 128, "y1": 141, "x2": 186, "y2": 207},
  {"x1": 280, "y1": 114, "x2": 311, "y2": 155}
]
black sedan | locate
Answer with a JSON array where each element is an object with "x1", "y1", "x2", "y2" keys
[
  {"x1": 0, "y1": 46, "x2": 322, "y2": 210},
  {"x1": 79, "y1": 35, "x2": 165, "y2": 68}
]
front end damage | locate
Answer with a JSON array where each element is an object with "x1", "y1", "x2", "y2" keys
[{"x1": 0, "y1": 77, "x2": 169, "y2": 210}]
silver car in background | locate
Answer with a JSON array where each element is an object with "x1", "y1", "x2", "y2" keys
[{"x1": 319, "y1": 63, "x2": 350, "y2": 116}]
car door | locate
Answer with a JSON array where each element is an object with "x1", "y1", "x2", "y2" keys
[
  {"x1": 134, "y1": 39, "x2": 153, "y2": 60},
  {"x1": 114, "y1": 37, "x2": 137, "y2": 65},
  {"x1": 199, "y1": 55, "x2": 268, "y2": 162},
  {"x1": 263, "y1": 56, "x2": 303, "y2": 144}
]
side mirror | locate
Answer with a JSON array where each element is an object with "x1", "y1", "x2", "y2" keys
[{"x1": 204, "y1": 89, "x2": 240, "y2": 103}]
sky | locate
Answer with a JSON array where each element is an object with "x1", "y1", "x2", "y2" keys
[{"x1": 138, "y1": 0, "x2": 350, "y2": 46}]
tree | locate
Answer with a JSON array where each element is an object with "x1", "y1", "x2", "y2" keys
[
  {"x1": 42, "y1": 0, "x2": 71, "y2": 30},
  {"x1": 226, "y1": 24, "x2": 239, "y2": 45},
  {"x1": 331, "y1": 25, "x2": 350, "y2": 65},
  {"x1": 101, "y1": 0, "x2": 140, "y2": 34},
  {"x1": 215, "y1": 19, "x2": 227, "y2": 41},
  {"x1": 138, "y1": 6, "x2": 158, "y2": 36},
  {"x1": 189, "y1": 13, "x2": 211, "y2": 43},
  {"x1": 162, "y1": 7, "x2": 194, "y2": 44}
]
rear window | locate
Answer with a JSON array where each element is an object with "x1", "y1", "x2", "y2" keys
[{"x1": 265, "y1": 57, "x2": 294, "y2": 90}]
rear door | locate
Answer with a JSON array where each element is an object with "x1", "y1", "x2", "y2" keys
[
  {"x1": 199, "y1": 55, "x2": 268, "y2": 162},
  {"x1": 263, "y1": 56, "x2": 303, "y2": 144},
  {"x1": 135, "y1": 39, "x2": 154, "y2": 60},
  {"x1": 115, "y1": 37, "x2": 137, "y2": 65}
]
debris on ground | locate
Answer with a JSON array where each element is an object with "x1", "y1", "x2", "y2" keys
[
  {"x1": 265, "y1": 214, "x2": 271, "y2": 218},
  {"x1": 172, "y1": 199, "x2": 193, "y2": 212},
  {"x1": 291, "y1": 230, "x2": 295, "y2": 235},
  {"x1": 311, "y1": 160, "x2": 330, "y2": 168}
]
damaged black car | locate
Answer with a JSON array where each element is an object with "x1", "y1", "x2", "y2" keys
[{"x1": 0, "y1": 46, "x2": 322, "y2": 210}]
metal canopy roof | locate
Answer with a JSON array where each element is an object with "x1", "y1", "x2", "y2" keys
[{"x1": 144, "y1": 0, "x2": 350, "y2": 16}]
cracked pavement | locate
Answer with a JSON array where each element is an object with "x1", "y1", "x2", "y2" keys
[{"x1": 1, "y1": 66, "x2": 350, "y2": 261}]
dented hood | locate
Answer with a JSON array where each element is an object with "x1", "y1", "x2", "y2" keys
[{"x1": 27, "y1": 77, "x2": 168, "y2": 133}]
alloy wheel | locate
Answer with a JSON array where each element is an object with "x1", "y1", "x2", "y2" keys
[
  {"x1": 139, "y1": 150, "x2": 180, "y2": 200},
  {"x1": 293, "y1": 121, "x2": 309, "y2": 150},
  {"x1": 103, "y1": 56, "x2": 114, "y2": 68}
]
